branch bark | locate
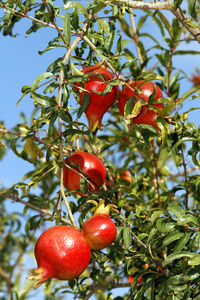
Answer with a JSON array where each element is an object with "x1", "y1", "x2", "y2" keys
[{"x1": 110, "y1": 0, "x2": 200, "y2": 43}]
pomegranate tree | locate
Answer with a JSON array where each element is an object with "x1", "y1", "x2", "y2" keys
[
  {"x1": 82, "y1": 199, "x2": 118, "y2": 250},
  {"x1": 74, "y1": 62, "x2": 119, "y2": 131},
  {"x1": 118, "y1": 80, "x2": 163, "y2": 130},
  {"x1": 27, "y1": 225, "x2": 91, "y2": 289},
  {"x1": 63, "y1": 150, "x2": 106, "y2": 196}
]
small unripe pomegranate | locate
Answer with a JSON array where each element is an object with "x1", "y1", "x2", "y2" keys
[
  {"x1": 118, "y1": 80, "x2": 163, "y2": 130},
  {"x1": 63, "y1": 150, "x2": 106, "y2": 196},
  {"x1": 74, "y1": 62, "x2": 119, "y2": 131},
  {"x1": 82, "y1": 200, "x2": 118, "y2": 250},
  {"x1": 27, "y1": 225, "x2": 91, "y2": 289},
  {"x1": 120, "y1": 170, "x2": 132, "y2": 184}
]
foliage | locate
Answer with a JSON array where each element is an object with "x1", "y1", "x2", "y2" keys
[{"x1": 0, "y1": 0, "x2": 200, "y2": 299}]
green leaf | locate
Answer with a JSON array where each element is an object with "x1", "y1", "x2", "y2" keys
[
  {"x1": 156, "y1": 218, "x2": 175, "y2": 233},
  {"x1": 63, "y1": 12, "x2": 71, "y2": 44},
  {"x1": 124, "y1": 96, "x2": 135, "y2": 118},
  {"x1": 71, "y1": 7, "x2": 79, "y2": 30},
  {"x1": 174, "y1": 50, "x2": 200, "y2": 55},
  {"x1": 23, "y1": 138, "x2": 44, "y2": 160},
  {"x1": 77, "y1": 93, "x2": 90, "y2": 118},
  {"x1": 188, "y1": 0, "x2": 197, "y2": 19},
  {"x1": 188, "y1": 254, "x2": 200, "y2": 266},
  {"x1": 163, "y1": 251, "x2": 194, "y2": 266},
  {"x1": 174, "y1": 232, "x2": 191, "y2": 252},
  {"x1": 145, "y1": 276, "x2": 155, "y2": 300},
  {"x1": 31, "y1": 91, "x2": 57, "y2": 106},
  {"x1": 58, "y1": 107, "x2": 72, "y2": 123},
  {"x1": 157, "y1": 148, "x2": 169, "y2": 169},
  {"x1": 147, "y1": 227, "x2": 157, "y2": 244},
  {"x1": 167, "y1": 204, "x2": 185, "y2": 218},
  {"x1": 177, "y1": 214, "x2": 198, "y2": 226},
  {"x1": 31, "y1": 72, "x2": 54, "y2": 91},
  {"x1": 123, "y1": 227, "x2": 132, "y2": 249},
  {"x1": 48, "y1": 112, "x2": 58, "y2": 137},
  {"x1": 173, "y1": 0, "x2": 183, "y2": 9},
  {"x1": 118, "y1": 16, "x2": 134, "y2": 39},
  {"x1": 157, "y1": 11, "x2": 173, "y2": 39},
  {"x1": 159, "y1": 100, "x2": 176, "y2": 117},
  {"x1": 63, "y1": 2, "x2": 87, "y2": 15},
  {"x1": 148, "y1": 85, "x2": 157, "y2": 105},
  {"x1": 98, "y1": 19, "x2": 110, "y2": 35},
  {"x1": 150, "y1": 210, "x2": 163, "y2": 223},
  {"x1": 162, "y1": 231, "x2": 184, "y2": 247}
]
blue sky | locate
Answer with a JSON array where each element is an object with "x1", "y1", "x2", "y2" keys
[{"x1": 0, "y1": 2, "x2": 200, "y2": 299}]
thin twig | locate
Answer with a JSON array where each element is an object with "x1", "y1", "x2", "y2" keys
[
  {"x1": 0, "y1": 3, "x2": 61, "y2": 30},
  {"x1": 10, "y1": 196, "x2": 71, "y2": 225}
]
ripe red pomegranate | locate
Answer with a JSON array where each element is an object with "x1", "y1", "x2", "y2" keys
[
  {"x1": 118, "y1": 80, "x2": 163, "y2": 130},
  {"x1": 82, "y1": 200, "x2": 118, "y2": 250},
  {"x1": 74, "y1": 62, "x2": 119, "y2": 131},
  {"x1": 63, "y1": 150, "x2": 106, "y2": 196},
  {"x1": 27, "y1": 225, "x2": 91, "y2": 289}
]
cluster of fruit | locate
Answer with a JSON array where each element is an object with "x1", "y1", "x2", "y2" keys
[{"x1": 27, "y1": 63, "x2": 165, "y2": 289}]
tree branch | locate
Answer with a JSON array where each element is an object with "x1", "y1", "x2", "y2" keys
[
  {"x1": 109, "y1": 0, "x2": 200, "y2": 43},
  {"x1": 9, "y1": 195, "x2": 71, "y2": 225}
]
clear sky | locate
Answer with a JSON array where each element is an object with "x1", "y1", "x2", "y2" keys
[{"x1": 0, "y1": 2, "x2": 200, "y2": 299}]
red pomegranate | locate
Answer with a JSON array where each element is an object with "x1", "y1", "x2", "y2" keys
[
  {"x1": 27, "y1": 225, "x2": 91, "y2": 289},
  {"x1": 82, "y1": 200, "x2": 118, "y2": 250},
  {"x1": 118, "y1": 80, "x2": 163, "y2": 130},
  {"x1": 74, "y1": 62, "x2": 119, "y2": 131},
  {"x1": 63, "y1": 150, "x2": 106, "y2": 196}
]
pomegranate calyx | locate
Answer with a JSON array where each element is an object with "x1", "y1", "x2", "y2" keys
[
  {"x1": 26, "y1": 267, "x2": 49, "y2": 290},
  {"x1": 87, "y1": 199, "x2": 119, "y2": 215}
]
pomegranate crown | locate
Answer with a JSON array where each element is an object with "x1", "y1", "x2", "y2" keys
[{"x1": 87, "y1": 199, "x2": 119, "y2": 215}]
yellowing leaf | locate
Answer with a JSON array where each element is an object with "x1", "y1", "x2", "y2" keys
[
  {"x1": 23, "y1": 138, "x2": 44, "y2": 160},
  {"x1": 0, "y1": 140, "x2": 7, "y2": 149}
]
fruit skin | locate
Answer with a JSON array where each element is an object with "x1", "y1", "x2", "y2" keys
[
  {"x1": 82, "y1": 214, "x2": 117, "y2": 250},
  {"x1": 118, "y1": 80, "x2": 163, "y2": 130},
  {"x1": 82, "y1": 200, "x2": 118, "y2": 250},
  {"x1": 74, "y1": 62, "x2": 119, "y2": 131},
  {"x1": 27, "y1": 225, "x2": 91, "y2": 289},
  {"x1": 63, "y1": 150, "x2": 106, "y2": 196}
]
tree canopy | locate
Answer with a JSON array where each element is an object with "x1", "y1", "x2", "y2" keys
[{"x1": 0, "y1": 0, "x2": 200, "y2": 299}]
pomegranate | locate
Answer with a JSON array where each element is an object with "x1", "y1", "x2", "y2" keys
[
  {"x1": 82, "y1": 199, "x2": 118, "y2": 250},
  {"x1": 120, "y1": 170, "x2": 132, "y2": 184},
  {"x1": 118, "y1": 80, "x2": 163, "y2": 130},
  {"x1": 63, "y1": 150, "x2": 106, "y2": 196},
  {"x1": 74, "y1": 62, "x2": 119, "y2": 131},
  {"x1": 27, "y1": 225, "x2": 91, "y2": 289}
]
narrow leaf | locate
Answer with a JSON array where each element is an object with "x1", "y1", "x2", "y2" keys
[
  {"x1": 31, "y1": 72, "x2": 54, "y2": 91},
  {"x1": 63, "y1": 12, "x2": 71, "y2": 44},
  {"x1": 77, "y1": 93, "x2": 90, "y2": 118},
  {"x1": 162, "y1": 231, "x2": 184, "y2": 247},
  {"x1": 163, "y1": 252, "x2": 194, "y2": 266}
]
